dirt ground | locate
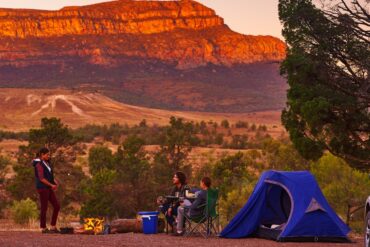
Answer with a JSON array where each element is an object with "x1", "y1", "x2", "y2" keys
[{"x1": 0, "y1": 231, "x2": 363, "y2": 247}]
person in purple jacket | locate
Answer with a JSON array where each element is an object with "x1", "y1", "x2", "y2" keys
[{"x1": 32, "y1": 147, "x2": 60, "y2": 234}]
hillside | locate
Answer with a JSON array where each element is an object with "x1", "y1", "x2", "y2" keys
[{"x1": 0, "y1": 88, "x2": 283, "y2": 132}]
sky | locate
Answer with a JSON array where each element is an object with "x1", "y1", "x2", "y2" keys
[{"x1": 0, "y1": 0, "x2": 283, "y2": 39}]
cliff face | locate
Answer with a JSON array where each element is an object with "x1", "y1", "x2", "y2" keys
[
  {"x1": 0, "y1": 0, "x2": 287, "y2": 113},
  {"x1": 0, "y1": 0, "x2": 224, "y2": 38},
  {"x1": 0, "y1": 0, "x2": 285, "y2": 69}
]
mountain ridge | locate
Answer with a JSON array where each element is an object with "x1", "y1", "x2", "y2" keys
[
  {"x1": 0, "y1": 0, "x2": 224, "y2": 38},
  {"x1": 0, "y1": 0, "x2": 287, "y2": 113}
]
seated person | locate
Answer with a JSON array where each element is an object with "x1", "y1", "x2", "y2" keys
[
  {"x1": 158, "y1": 171, "x2": 190, "y2": 231},
  {"x1": 174, "y1": 177, "x2": 211, "y2": 236}
]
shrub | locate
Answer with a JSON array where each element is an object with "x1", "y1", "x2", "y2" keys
[
  {"x1": 235, "y1": 121, "x2": 249, "y2": 128},
  {"x1": 221, "y1": 120, "x2": 230, "y2": 129},
  {"x1": 11, "y1": 198, "x2": 38, "y2": 225}
]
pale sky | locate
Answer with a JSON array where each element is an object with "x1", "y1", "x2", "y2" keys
[{"x1": 0, "y1": 0, "x2": 283, "y2": 39}]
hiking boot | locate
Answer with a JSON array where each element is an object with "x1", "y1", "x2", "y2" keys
[
  {"x1": 49, "y1": 228, "x2": 60, "y2": 234},
  {"x1": 41, "y1": 228, "x2": 51, "y2": 234}
]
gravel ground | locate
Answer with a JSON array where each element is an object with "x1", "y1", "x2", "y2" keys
[{"x1": 0, "y1": 231, "x2": 364, "y2": 247}]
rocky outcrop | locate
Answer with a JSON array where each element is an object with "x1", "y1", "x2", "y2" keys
[
  {"x1": 0, "y1": 0, "x2": 224, "y2": 38},
  {"x1": 0, "y1": 0, "x2": 285, "y2": 69}
]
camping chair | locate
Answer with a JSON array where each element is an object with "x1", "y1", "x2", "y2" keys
[{"x1": 184, "y1": 188, "x2": 220, "y2": 238}]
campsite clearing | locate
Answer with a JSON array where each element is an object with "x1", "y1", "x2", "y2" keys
[{"x1": 0, "y1": 231, "x2": 363, "y2": 247}]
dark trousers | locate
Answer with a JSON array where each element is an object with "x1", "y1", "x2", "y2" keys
[
  {"x1": 37, "y1": 188, "x2": 60, "y2": 228},
  {"x1": 161, "y1": 203, "x2": 178, "y2": 227}
]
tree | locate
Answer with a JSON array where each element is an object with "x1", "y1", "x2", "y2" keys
[
  {"x1": 88, "y1": 146, "x2": 114, "y2": 175},
  {"x1": 114, "y1": 135, "x2": 154, "y2": 217},
  {"x1": 80, "y1": 169, "x2": 118, "y2": 218},
  {"x1": 279, "y1": 0, "x2": 369, "y2": 170},
  {"x1": 221, "y1": 119, "x2": 230, "y2": 129},
  {"x1": 0, "y1": 155, "x2": 9, "y2": 184},
  {"x1": 235, "y1": 121, "x2": 249, "y2": 129},
  {"x1": 28, "y1": 117, "x2": 72, "y2": 156},
  {"x1": 311, "y1": 153, "x2": 370, "y2": 225},
  {"x1": 229, "y1": 135, "x2": 248, "y2": 149},
  {"x1": 262, "y1": 138, "x2": 310, "y2": 171},
  {"x1": 219, "y1": 182, "x2": 256, "y2": 223},
  {"x1": 157, "y1": 117, "x2": 199, "y2": 172},
  {"x1": 212, "y1": 152, "x2": 256, "y2": 199},
  {"x1": 210, "y1": 152, "x2": 259, "y2": 223},
  {"x1": 0, "y1": 155, "x2": 10, "y2": 216}
]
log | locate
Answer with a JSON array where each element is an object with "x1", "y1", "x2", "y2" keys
[
  {"x1": 111, "y1": 219, "x2": 142, "y2": 234},
  {"x1": 110, "y1": 218, "x2": 165, "y2": 234}
]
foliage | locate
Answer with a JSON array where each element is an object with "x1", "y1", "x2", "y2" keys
[
  {"x1": 80, "y1": 169, "x2": 117, "y2": 218},
  {"x1": 114, "y1": 135, "x2": 154, "y2": 216},
  {"x1": 235, "y1": 121, "x2": 249, "y2": 129},
  {"x1": 258, "y1": 125, "x2": 267, "y2": 132},
  {"x1": 11, "y1": 198, "x2": 38, "y2": 225},
  {"x1": 71, "y1": 122, "x2": 165, "y2": 145},
  {"x1": 6, "y1": 163, "x2": 37, "y2": 202},
  {"x1": 0, "y1": 131, "x2": 28, "y2": 141},
  {"x1": 219, "y1": 182, "x2": 256, "y2": 224},
  {"x1": 28, "y1": 117, "x2": 72, "y2": 155},
  {"x1": 262, "y1": 138, "x2": 310, "y2": 170},
  {"x1": 311, "y1": 153, "x2": 370, "y2": 225},
  {"x1": 88, "y1": 146, "x2": 114, "y2": 175},
  {"x1": 221, "y1": 119, "x2": 230, "y2": 129},
  {"x1": 0, "y1": 155, "x2": 11, "y2": 216},
  {"x1": 212, "y1": 152, "x2": 257, "y2": 200},
  {"x1": 0, "y1": 155, "x2": 10, "y2": 184},
  {"x1": 279, "y1": 0, "x2": 370, "y2": 169},
  {"x1": 156, "y1": 117, "x2": 199, "y2": 173},
  {"x1": 81, "y1": 135, "x2": 156, "y2": 218},
  {"x1": 228, "y1": 135, "x2": 248, "y2": 149}
]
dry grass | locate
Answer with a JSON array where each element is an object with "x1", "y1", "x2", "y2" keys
[{"x1": 0, "y1": 88, "x2": 283, "y2": 133}]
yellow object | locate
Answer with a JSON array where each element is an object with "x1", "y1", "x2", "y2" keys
[{"x1": 84, "y1": 218, "x2": 104, "y2": 235}]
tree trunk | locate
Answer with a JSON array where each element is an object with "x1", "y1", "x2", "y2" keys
[{"x1": 346, "y1": 204, "x2": 351, "y2": 225}]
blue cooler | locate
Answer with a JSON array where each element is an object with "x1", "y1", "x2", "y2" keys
[{"x1": 138, "y1": 211, "x2": 160, "y2": 234}]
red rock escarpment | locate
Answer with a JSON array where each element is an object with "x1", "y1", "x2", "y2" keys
[
  {"x1": 0, "y1": 0, "x2": 224, "y2": 37},
  {"x1": 0, "y1": 0, "x2": 286, "y2": 69}
]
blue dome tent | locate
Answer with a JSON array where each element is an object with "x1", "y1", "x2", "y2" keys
[{"x1": 220, "y1": 171, "x2": 350, "y2": 242}]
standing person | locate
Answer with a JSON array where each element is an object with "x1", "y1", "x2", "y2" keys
[
  {"x1": 32, "y1": 147, "x2": 60, "y2": 233},
  {"x1": 174, "y1": 177, "x2": 211, "y2": 236}
]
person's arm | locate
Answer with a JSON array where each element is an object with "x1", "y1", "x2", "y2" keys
[
  {"x1": 40, "y1": 178, "x2": 57, "y2": 190},
  {"x1": 190, "y1": 190, "x2": 206, "y2": 210},
  {"x1": 182, "y1": 185, "x2": 191, "y2": 197},
  {"x1": 53, "y1": 178, "x2": 59, "y2": 191}
]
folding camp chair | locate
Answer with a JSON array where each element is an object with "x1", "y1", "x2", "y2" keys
[{"x1": 184, "y1": 188, "x2": 220, "y2": 238}]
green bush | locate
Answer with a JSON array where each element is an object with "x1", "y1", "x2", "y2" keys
[{"x1": 11, "y1": 198, "x2": 38, "y2": 225}]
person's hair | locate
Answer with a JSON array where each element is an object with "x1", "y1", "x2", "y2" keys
[
  {"x1": 175, "y1": 171, "x2": 187, "y2": 185},
  {"x1": 37, "y1": 147, "x2": 49, "y2": 158},
  {"x1": 201, "y1": 177, "x2": 211, "y2": 188}
]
